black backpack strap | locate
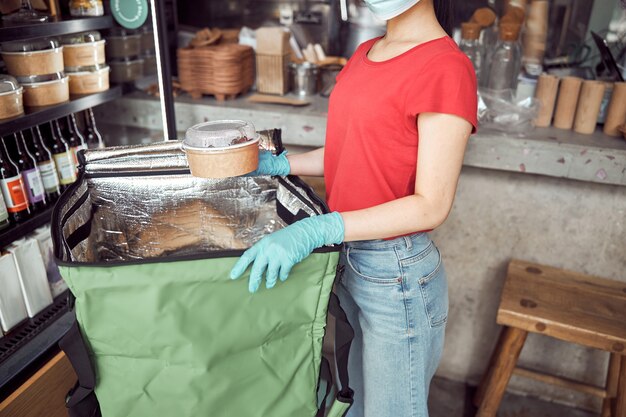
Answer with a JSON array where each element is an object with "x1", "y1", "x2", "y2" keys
[
  {"x1": 58, "y1": 318, "x2": 101, "y2": 417},
  {"x1": 327, "y1": 289, "x2": 355, "y2": 416}
]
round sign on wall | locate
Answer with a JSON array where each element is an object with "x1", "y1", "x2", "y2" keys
[{"x1": 110, "y1": 0, "x2": 149, "y2": 29}]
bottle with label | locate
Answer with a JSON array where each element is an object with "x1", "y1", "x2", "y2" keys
[
  {"x1": 67, "y1": 114, "x2": 88, "y2": 168},
  {"x1": 0, "y1": 137, "x2": 30, "y2": 223},
  {"x1": 49, "y1": 120, "x2": 77, "y2": 188},
  {"x1": 30, "y1": 126, "x2": 61, "y2": 202},
  {"x1": 14, "y1": 132, "x2": 47, "y2": 212},
  {"x1": 84, "y1": 108, "x2": 104, "y2": 149}
]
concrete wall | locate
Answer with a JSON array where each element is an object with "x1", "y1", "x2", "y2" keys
[{"x1": 433, "y1": 166, "x2": 626, "y2": 411}]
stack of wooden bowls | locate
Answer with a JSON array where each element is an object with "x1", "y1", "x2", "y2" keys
[{"x1": 177, "y1": 29, "x2": 253, "y2": 101}]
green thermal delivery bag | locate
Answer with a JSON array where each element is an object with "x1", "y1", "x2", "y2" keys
[{"x1": 52, "y1": 134, "x2": 353, "y2": 417}]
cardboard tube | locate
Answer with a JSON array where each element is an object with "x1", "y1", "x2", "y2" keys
[
  {"x1": 533, "y1": 74, "x2": 559, "y2": 127},
  {"x1": 553, "y1": 77, "x2": 583, "y2": 130},
  {"x1": 573, "y1": 80, "x2": 606, "y2": 134},
  {"x1": 603, "y1": 82, "x2": 626, "y2": 137}
]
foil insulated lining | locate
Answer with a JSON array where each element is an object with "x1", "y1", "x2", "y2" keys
[
  {"x1": 59, "y1": 136, "x2": 323, "y2": 263},
  {"x1": 83, "y1": 176, "x2": 283, "y2": 262}
]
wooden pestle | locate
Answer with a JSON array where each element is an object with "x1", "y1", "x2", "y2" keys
[
  {"x1": 553, "y1": 76, "x2": 583, "y2": 130},
  {"x1": 533, "y1": 74, "x2": 559, "y2": 127},
  {"x1": 603, "y1": 82, "x2": 626, "y2": 137},
  {"x1": 573, "y1": 80, "x2": 606, "y2": 134}
]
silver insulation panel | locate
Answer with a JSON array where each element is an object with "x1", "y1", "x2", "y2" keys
[{"x1": 57, "y1": 137, "x2": 323, "y2": 263}]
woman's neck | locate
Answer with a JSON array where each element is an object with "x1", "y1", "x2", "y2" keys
[{"x1": 385, "y1": 1, "x2": 447, "y2": 43}]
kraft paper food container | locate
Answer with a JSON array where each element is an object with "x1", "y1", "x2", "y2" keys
[
  {"x1": 22, "y1": 76, "x2": 69, "y2": 107},
  {"x1": 0, "y1": 75, "x2": 24, "y2": 120},
  {"x1": 62, "y1": 40, "x2": 106, "y2": 68},
  {"x1": 67, "y1": 65, "x2": 110, "y2": 94},
  {"x1": 1, "y1": 39, "x2": 64, "y2": 77},
  {"x1": 182, "y1": 120, "x2": 260, "y2": 178}
]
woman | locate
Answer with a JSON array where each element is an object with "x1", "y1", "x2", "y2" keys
[{"x1": 230, "y1": 0, "x2": 477, "y2": 415}]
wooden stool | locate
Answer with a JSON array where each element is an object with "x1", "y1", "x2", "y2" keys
[{"x1": 474, "y1": 259, "x2": 626, "y2": 417}]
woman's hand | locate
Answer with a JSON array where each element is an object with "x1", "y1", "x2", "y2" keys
[{"x1": 230, "y1": 212, "x2": 344, "y2": 293}]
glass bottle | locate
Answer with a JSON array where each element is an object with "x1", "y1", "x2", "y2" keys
[
  {"x1": 14, "y1": 132, "x2": 47, "y2": 212},
  {"x1": 49, "y1": 120, "x2": 77, "y2": 189},
  {"x1": 84, "y1": 108, "x2": 104, "y2": 149},
  {"x1": 460, "y1": 23, "x2": 483, "y2": 83},
  {"x1": 67, "y1": 114, "x2": 88, "y2": 167},
  {"x1": 0, "y1": 137, "x2": 30, "y2": 223},
  {"x1": 486, "y1": 23, "x2": 522, "y2": 100},
  {"x1": 29, "y1": 126, "x2": 61, "y2": 203}
]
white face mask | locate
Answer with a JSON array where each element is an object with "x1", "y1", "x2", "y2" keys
[{"x1": 362, "y1": 0, "x2": 421, "y2": 21}]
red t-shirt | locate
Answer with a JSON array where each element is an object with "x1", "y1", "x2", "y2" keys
[{"x1": 324, "y1": 36, "x2": 478, "y2": 219}]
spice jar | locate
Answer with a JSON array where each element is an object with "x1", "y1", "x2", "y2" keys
[
  {"x1": 60, "y1": 31, "x2": 106, "y2": 70},
  {"x1": 1, "y1": 38, "x2": 63, "y2": 78},
  {"x1": 0, "y1": 75, "x2": 24, "y2": 120}
]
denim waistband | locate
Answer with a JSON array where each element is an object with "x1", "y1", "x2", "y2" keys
[{"x1": 344, "y1": 232, "x2": 430, "y2": 251}]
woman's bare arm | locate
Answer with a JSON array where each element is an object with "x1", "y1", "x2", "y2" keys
[
  {"x1": 341, "y1": 112, "x2": 471, "y2": 241},
  {"x1": 287, "y1": 147, "x2": 325, "y2": 177}
]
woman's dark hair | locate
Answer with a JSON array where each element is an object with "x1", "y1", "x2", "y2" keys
[{"x1": 433, "y1": 0, "x2": 455, "y2": 37}]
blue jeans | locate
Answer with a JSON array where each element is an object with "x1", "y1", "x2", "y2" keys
[{"x1": 336, "y1": 232, "x2": 448, "y2": 417}]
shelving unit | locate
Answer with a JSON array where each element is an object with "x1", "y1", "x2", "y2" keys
[
  {"x1": 0, "y1": 12, "x2": 118, "y2": 398},
  {"x1": 0, "y1": 86, "x2": 123, "y2": 137},
  {"x1": 0, "y1": 15, "x2": 113, "y2": 42}
]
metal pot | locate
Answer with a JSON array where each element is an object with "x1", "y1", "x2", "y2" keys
[{"x1": 289, "y1": 62, "x2": 319, "y2": 96}]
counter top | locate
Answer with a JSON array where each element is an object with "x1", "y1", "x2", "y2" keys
[{"x1": 97, "y1": 91, "x2": 626, "y2": 187}]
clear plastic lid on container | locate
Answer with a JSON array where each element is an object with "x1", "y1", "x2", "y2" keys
[
  {"x1": 184, "y1": 120, "x2": 258, "y2": 150},
  {"x1": 1, "y1": 37, "x2": 60, "y2": 52},
  {"x1": 16, "y1": 72, "x2": 65, "y2": 84},
  {"x1": 0, "y1": 74, "x2": 22, "y2": 94},
  {"x1": 60, "y1": 31, "x2": 102, "y2": 45},
  {"x1": 65, "y1": 63, "x2": 108, "y2": 73}
]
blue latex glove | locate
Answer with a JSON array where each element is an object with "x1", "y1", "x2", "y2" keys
[
  {"x1": 230, "y1": 212, "x2": 344, "y2": 293},
  {"x1": 247, "y1": 150, "x2": 291, "y2": 176}
]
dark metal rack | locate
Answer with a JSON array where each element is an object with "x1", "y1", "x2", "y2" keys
[
  {"x1": 0, "y1": 86, "x2": 123, "y2": 137},
  {"x1": 0, "y1": 15, "x2": 113, "y2": 42},
  {"x1": 0, "y1": 207, "x2": 54, "y2": 249},
  {"x1": 0, "y1": 11, "x2": 118, "y2": 396},
  {"x1": 0, "y1": 295, "x2": 73, "y2": 399}
]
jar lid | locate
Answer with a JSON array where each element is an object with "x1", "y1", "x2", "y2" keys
[
  {"x1": 0, "y1": 74, "x2": 21, "y2": 93},
  {"x1": 60, "y1": 31, "x2": 102, "y2": 44},
  {"x1": 184, "y1": 120, "x2": 257, "y2": 149},
  {"x1": 1, "y1": 37, "x2": 59, "y2": 52}
]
